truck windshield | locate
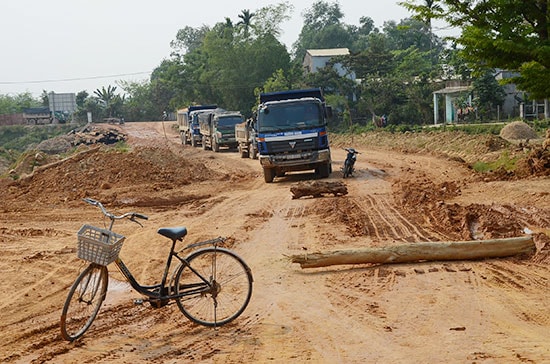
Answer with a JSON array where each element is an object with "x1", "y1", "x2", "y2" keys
[
  {"x1": 217, "y1": 116, "x2": 243, "y2": 127},
  {"x1": 258, "y1": 101, "x2": 323, "y2": 132}
]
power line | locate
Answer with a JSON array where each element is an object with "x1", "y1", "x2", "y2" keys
[{"x1": 0, "y1": 72, "x2": 151, "y2": 85}]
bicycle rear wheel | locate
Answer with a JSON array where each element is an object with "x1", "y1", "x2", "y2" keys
[
  {"x1": 174, "y1": 247, "x2": 253, "y2": 327},
  {"x1": 60, "y1": 263, "x2": 108, "y2": 341}
]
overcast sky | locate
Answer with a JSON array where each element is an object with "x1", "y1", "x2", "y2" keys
[{"x1": 0, "y1": 0, "x2": 426, "y2": 97}]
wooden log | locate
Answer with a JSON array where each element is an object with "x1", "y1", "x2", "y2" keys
[
  {"x1": 290, "y1": 236, "x2": 535, "y2": 268},
  {"x1": 290, "y1": 181, "x2": 348, "y2": 199}
]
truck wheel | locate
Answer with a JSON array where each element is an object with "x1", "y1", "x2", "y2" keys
[
  {"x1": 263, "y1": 168, "x2": 275, "y2": 183},
  {"x1": 317, "y1": 163, "x2": 331, "y2": 178},
  {"x1": 239, "y1": 145, "x2": 248, "y2": 158},
  {"x1": 249, "y1": 145, "x2": 257, "y2": 159}
]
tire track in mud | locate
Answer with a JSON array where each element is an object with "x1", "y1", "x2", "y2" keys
[
  {"x1": 354, "y1": 194, "x2": 447, "y2": 243},
  {"x1": 7, "y1": 298, "x2": 243, "y2": 364},
  {"x1": 282, "y1": 204, "x2": 308, "y2": 251},
  {"x1": 0, "y1": 241, "x2": 81, "y2": 360},
  {"x1": 322, "y1": 262, "x2": 491, "y2": 361},
  {"x1": 238, "y1": 198, "x2": 357, "y2": 362},
  {"x1": 481, "y1": 261, "x2": 550, "y2": 326},
  {"x1": 332, "y1": 192, "x2": 451, "y2": 244},
  {"x1": 0, "y1": 264, "x2": 65, "y2": 312}
]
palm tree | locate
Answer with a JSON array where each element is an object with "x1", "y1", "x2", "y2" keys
[
  {"x1": 94, "y1": 85, "x2": 119, "y2": 118},
  {"x1": 237, "y1": 9, "x2": 255, "y2": 38}
]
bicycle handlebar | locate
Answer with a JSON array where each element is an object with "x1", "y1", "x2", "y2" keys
[{"x1": 83, "y1": 198, "x2": 149, "y2": 222}]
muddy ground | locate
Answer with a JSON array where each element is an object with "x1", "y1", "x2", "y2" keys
[{"x1": 0, "y1": 122, "x2": 548, "y2": 363}]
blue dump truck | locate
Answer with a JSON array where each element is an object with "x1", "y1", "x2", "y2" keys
[
  {"x1": 177, "y1": 104, "x2": 217, "y2": 147},
  {"x1": 256, "y1": 88, "x2": 332, "y2": 183}
]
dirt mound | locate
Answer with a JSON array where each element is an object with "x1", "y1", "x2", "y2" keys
[
  {"x1": 35, "y1": 136, "x2": 73, "y2": 154},
  {"x1": 330, "y1": 131, "x2": 510, "y2": 164},
  {"x1": 394, "y1": 178, "x2": 548, "y2": 240},
  {"x1": 0, "y1": 144, "x2": 226, "y2": 211},
  {"x1": 35, "y1": 124, "x2": 127, "y2": 154},
  {"x1": 497, "y1": 128, "x2": 550, "y2": 179},
  {"x1": 1, "y1": 124, "x2": 128, "y2": 177},
  {"x1": 309, "y1": 196, "x2": 366, "y2": 237},
  {"x1": 499, "y1": 121, "x2": 539, "y2": 141},
  {"x1": 515, "y1": 148, "x2": 550, "y2": 177}
]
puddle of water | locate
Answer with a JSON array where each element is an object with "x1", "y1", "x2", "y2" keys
[
  {"x1": 105, "y1": 277, "x2": 133, "y2": 306},
  {"x1": 109, "y1": 277, "x2": 132, "y2": 292}
]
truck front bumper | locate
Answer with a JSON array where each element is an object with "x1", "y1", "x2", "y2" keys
[{"x1": 259, "y1": 149, "x2": 331, "y2": 170}]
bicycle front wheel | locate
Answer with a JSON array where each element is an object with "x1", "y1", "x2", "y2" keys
[
  {"x1": 60, "y1": 263, "x2": 108, "y2": 341},
  {"x1": 174, "y1": 247, "x2": 253, "y2": 327}
]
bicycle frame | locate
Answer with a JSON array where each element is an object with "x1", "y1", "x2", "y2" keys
[{"x1": 112, "y1": 237, "x2": 222, "y2": 303}]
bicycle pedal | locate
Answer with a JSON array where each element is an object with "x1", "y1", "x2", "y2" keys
[{"x1": 133, "y1": 298, "x2": 144, "y2": 305}]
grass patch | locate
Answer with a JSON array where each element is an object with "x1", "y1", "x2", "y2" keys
[
  {"x1": 471, "y1": 151, "x2": 520, "y2": 173},
  {"x1": 0, "y1": 124, "x2": 76, "y2": 151},
  {"x1": 108, "y1": 140, "x2": 130, "y2": 153}
]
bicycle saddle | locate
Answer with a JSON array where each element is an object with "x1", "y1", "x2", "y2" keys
[{"x1": 157, "y1": 227, "x2": 188, "y2": 241}]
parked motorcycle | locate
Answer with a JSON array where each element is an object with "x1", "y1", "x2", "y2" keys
[{"x1": 342, "y1": 148, "x2": 360, "y2": 178}]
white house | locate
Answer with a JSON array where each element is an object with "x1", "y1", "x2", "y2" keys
[
  {"x1": 432, "y1": 81, "x2": 473, "y2": 124},
  {"x1": 302, "y1": 48, "x2": 355, "y2": 80}
]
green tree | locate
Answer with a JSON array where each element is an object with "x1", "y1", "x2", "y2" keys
[
  {"x1": 383, "y1": 18, "x2": 440, "y2": 53},
  {"x1": 93, "y1": 85, "x2": 124, "y2": 118},
  {"x1": 259, "y1": 63, "x2": 307, "y2": 95},
  {"x1": 117, "y1": 80, "x2": 157, "y2": 121},
  {"x1": 349, "y1": 16, "x2": 376, "y2": 51},
  {"x1": 0, "y1": 92, "x2": 39, "y2": 114},
  {"x1": 343, "y1": 19, "x2": 444, "y2": 125},
  {"x1": 439, "y1": 44, "x2": 471, "y2": 80},
  {"x1": 472, "y1": 69, "x2": 506, "y2": 120},
  {"x1": 157, "y1": 4, "x2": 293, "y2": 116},
  {"x1": 399, "y1": 0, "x2": 443, "y2": 30},
  {"x1": 75, "y1": 91, "x2": 89, "y2": 108},
  {"x1": 347, "y1": 33, "x2": 395, "y2": 79},
  {"x1": 401, "y1": 0, "x2": 550, "y2": 99},
  {"x1": 292, "y1": 1, "x2": 353, "y2": 61},
  {"x1": 251, "y1": 2, "x2": 294, "y2": 39},
  {"x1": 150, "y1": 59, "x2": 181, "y2": 112},
  {"x1": 39, "y1": 90, "x2": 50, "y2": 107},
  {"x1": 170, "y1": 25, "x2": 210, "y2": 56}
]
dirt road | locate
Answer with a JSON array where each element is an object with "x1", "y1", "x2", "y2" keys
[{"x1": 0, "y1": 122, "x2": 548, "y2": 363}]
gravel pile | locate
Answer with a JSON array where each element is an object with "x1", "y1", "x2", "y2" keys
[{"x1": 499, "y1": 121, "x2": 540, "y2": 141}]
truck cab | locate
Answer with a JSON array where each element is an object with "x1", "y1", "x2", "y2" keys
[{"x1": 256, "y1": 88, "x2": 332, "y2": 182}]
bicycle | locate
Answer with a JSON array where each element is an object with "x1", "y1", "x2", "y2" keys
[{"x1": 60, "y1": 198, "x2": 253, "y2": 341}]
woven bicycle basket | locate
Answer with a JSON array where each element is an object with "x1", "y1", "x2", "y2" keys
[{"x1": 77, "y1": 224, "x2": 125, "y2": 265}]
